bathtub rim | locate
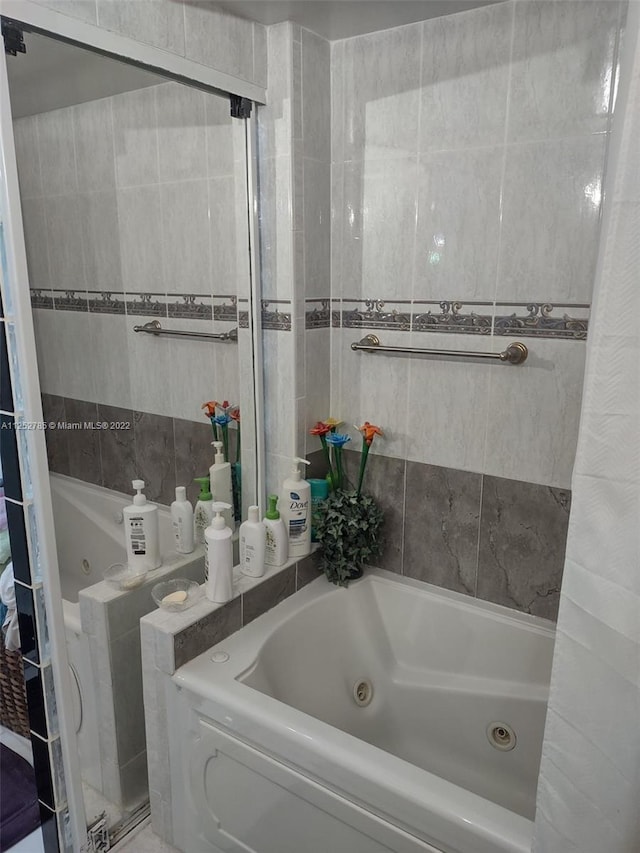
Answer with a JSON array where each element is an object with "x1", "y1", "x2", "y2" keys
[{"x1": 172, "y1": 568, "x2": 555, "y2": 853}]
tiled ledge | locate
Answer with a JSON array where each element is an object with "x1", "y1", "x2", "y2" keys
[{"x1": 141, "y1": 552, "x2": 319, "y2": 676}]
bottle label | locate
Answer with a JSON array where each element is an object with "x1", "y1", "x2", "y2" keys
[
  {"x1": 128, "y1": 516, "x2": 146, "y2": 555},
  {"x1": 288, "y1": 494, "x2": 308, "y2": 539}
]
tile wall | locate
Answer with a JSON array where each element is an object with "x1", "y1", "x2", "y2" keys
[
  {"x1": 27, "y1": 0, "x2": 267, "y2": 89},
  {"x1": 14, "y1": 80, "x2": 250, "y2": 506},
  {"x1": 329, "y1": 0, "x2": 624, "y2": 491},
  {"x1": 260, "y1": 0, "x2": 626, "y2": 620}
]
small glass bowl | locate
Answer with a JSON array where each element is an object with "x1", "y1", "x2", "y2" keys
[
  {"x1": 103, "y1": 562, "x2": 148, "y2": 591},
  {"x1": 151, "y1": 578, "x2": 201, "y2": 612}
]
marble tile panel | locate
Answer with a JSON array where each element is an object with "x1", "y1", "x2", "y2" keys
[
  {"x1": 483, "y1": 337, "x2": 586, "y2": 489},
  {"x1": 133, "y1": 411, "x2": 176, "y2": 505},
  {"x1": 21, "y1": 197, "x2": 50, "y2": 289},
  {"x1": 507, "y1": 0, "x2": 620, "y2": 143},
  {"x1": 44, "y1": 195, "x2": 86, "y2": 291},
  {"x1": 34, "y1": 0, "x2": 97, "y2": 23},
  {"x1": 112, "y1": 87, "x2": 159, "y2": 188},
  {"x1": 414, "y1": 147, "x2": 502, "y2": 302},
  {"x1": 89, "y1": 312, "x2": 132, "y2": 411},
  {"x1": 205, "y1": 92, "x2": 236, "y2": 178},
  {"x1": 79, "y1": 191, "x2": 123, "y2": 292},
  {"x1": 173, "y1": 419, "x2": 215, "y2": 505},
  {"x1": 41, "y1": 394, "x2": 69, "y2": 475},
  {"x1": 342, "y1": 157, "x2": 418, "y2": 300},
  {"x1": 173, "y1": 597, "x2": 241, "y2": 670},
  {"x1": 111, "y1": 627, "x2": 145, "y2": 766},
  {"x1": 156, "y1": 83, "x2": 207, "y2": 182},
  {"x1": 342, "y1": 23, "x2": 422, "y2": 161},
  {"x1": 342, "y1": 449, "x2": 406, "y2": 575},
  {"x1": 330, "y1": 40, "x2": 344, "y2": 163},
  {"x1": 403, "y1": 461, "x2": 481, "y2": 595},
  {"x1": 13, "y1": 117, "x2": 42, "y2": 199},
  {"x1": 97, "y1": 0, "x2": 185, "y2": 55},
  {"x1": 420, "y1": 1, "x2": 512, "y2": 152},
  {"x1": 51, "y1": 310, "x2": 96, "y2": 401},
  {"x1": 477, "y1": 475, "x2": 571, "y2": 620},
  {"x1": 301, "y1": 28, "x2": 330, "y2": 162},
  {"x1": 73, "y1": 98, "x2": 116, "y2": 192},
  {"x1": 242, "y1": 564, "x2": 296, "y2": 625},
  {"x1": 184, "y1": 2, "x2": 254, "y2": 82},
  {"x1": 498, "y1": 135, "x2": 607, "y2": 304},
  {"x1": 303, "y1": 159, "x2": 331, "y2": 299},
  {"x1": 37, "y1": 107, "x2": 77, "y2": 196},
  {"x1": 404, "y1": 331, "x2": 490, "y2": 472},
  {"x1": 161, "y1": 180, "x2": 210, "y2": 295},
  {"x1": 64, "y1": 398, "x2": 102, "y2": 485},
  {"x1": 117, "y1": 186, "x2": 164, "y2": 294},
  {"x1": 296, "y1": 552, "x2": 322, "y2": 590},
  {"x1": 98, "y1": 404, "x2": 136, "y2": 494}
]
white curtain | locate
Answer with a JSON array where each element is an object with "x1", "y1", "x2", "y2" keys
[{"x1": 532, "y1": 3, "x2": 640, "y2": 851}]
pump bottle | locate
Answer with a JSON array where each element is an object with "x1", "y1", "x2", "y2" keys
[
  {"x1": 205, "y1": 502, "x2": 234, "y2": 603},
  {"x1": 280, "y1": 458, "x2": 311, "y2": 558},
  {"x1": 209, "y1": 442, "x2": 234, "y2": 529},
  {"x1": 123, "y1": 480, "x2": 162, "y2": 571},
  {"x1": 263, "y1": 495, "x2": 287, "y2": 567}
]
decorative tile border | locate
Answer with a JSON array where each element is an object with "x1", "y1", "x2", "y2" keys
[
  {"x1": 493, "y1": 302, "x2": 590, "y2": 339},
  {"x1": 126, "y1": 292, "x2": 169, "y2": 318},
  {"x1": 412, "y1": 300, "x2": 491, "y2": 335},
  {"x1": 213, "y1": 296, "x2": 238, "y2": 323},
  {"x1": 238, "y1": 311, "x2": 250, "y2": 329},
  {"x1": 168, "y1": 294, "x2": 213, "y2": 320},
  {"x1": 262, "y1": 300, "x2": 292, "y2": 331},
  {"x1": 305, "y1": 298, "x2": 331, "y2": 329},
  {"x1": 330, "y1": 299, "x2": 590, "y2": 340},
  {"x1": 30, "y1": 290, "x2": 241, "y2": 324},
  {"x1": 52, "y1": 289, "x2": 87, "y2": 312},
  {"x1": 87, "y1": 291, "x2": 126, "y2": 314}
]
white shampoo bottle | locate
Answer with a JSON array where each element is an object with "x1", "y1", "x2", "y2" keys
[
  {"x1": 239, "y1": 505, "x2": 266, "y2": 577},
  {"x1": 209, "y1": 442, "x2": 234, "y2": 529},
  {"x1": 123, "y1": 480, "x2": 162, "y2": 571},
  {"x1": 205, "y1": 502, "x2": 234, "y2": 603},
  {"x1": 280, "y1": 458, "x2": 311, "y2": 559},
  {"x1": 171, "y1": 486, "x2": 194, "y2": 555}
]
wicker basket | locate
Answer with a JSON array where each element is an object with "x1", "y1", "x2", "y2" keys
[{"x1": 0, "y1": 631, "x2": 30, "y2": 739}]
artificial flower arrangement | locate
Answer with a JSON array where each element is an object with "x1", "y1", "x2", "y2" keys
[
  {"x1": 310, "y1": 419, "x2": 384, "y2": 586},
  {"x1": 202, "y1": 400, "x2": 241, "y2": 521}
]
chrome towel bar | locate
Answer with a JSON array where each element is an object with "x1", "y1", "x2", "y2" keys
[
  {"x1": 133, "y1": 320, "x2": 238, "y2": 342},
  {"x1": 350, "y1": 334, "x2": 528, "y2": 365}
]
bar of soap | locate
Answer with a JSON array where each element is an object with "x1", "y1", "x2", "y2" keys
[{"x1": 162, "y1": 590, "x2": 188, "y2": 605}]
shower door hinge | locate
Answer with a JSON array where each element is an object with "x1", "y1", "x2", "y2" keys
[
  {"x1": 2, "y1": 20, "x2": 26, "y2": 56},
  {"x1": 230, "y1": 94, "x2": 252, "y2": 119}
]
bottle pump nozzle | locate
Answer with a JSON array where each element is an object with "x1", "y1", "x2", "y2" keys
[
  {"x1": 212, "y1": 441, "x2": 225, "y2": 464},
  {"x1": 132, "y1": 479, "x2": 147, "y2": 506},
  {"x1": 289, "y1": 457, "x2": 310, "y2": 481},
  {"x1": 211, "y1": 501, "x2": 232, "y2": 530}
]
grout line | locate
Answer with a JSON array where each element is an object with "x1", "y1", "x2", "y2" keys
[
  {"x1": 474, "y1": 473, "x2": 484, "y2": 599},
  {"x1": 399, "y1": 457, "x2": 408, "y2": 576}
]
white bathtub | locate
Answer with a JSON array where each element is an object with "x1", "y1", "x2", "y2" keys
[
  {"x1": 50, "y1": 474, "x2": 204, "y2": 809},
  {"x1": 167, "y1": 568, "x2": 555, "y2": 853}
]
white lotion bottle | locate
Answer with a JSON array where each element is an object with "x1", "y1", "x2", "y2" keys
[
  {"x1": 263, "y1": 494, "x2": 287, "y2": 567},
  {"x1": 123, "y1": 480, "x2": 162, "y2": 571},
  {"x1": 209, "y1": 442, "x2": 234, "y2": 529},
  {"x1": 205, "y1": 502, "x2": 234, "y2": 603},
  {"x1": 239, "y1": 506, "x2": 266, "y2": 578},
  {"x1": 280, "y1": 458, "x2": 311, "y2": 559},
  {"x1": 171, "y1": 486, "x2": 194, "y2": 555}
]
